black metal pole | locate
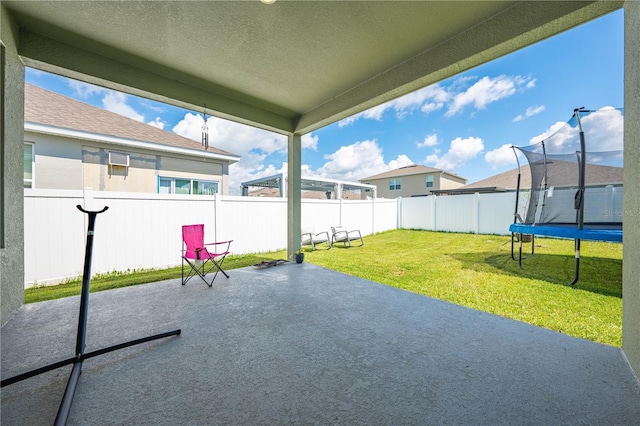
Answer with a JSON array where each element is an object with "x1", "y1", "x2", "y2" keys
[
  {"x1": 571, "y1": 108, "x2": 588, "y2": 286},
  {"x1": 2, "y1": 204, "x2": 181, "y2": 426},
  {"x1": 511, "y1": 146, "x2": 521, "y2": 261},
  {"x1": 75, "y1": 205, "x2": 108, "y2": 356}
]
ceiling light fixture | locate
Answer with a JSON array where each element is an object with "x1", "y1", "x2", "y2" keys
[{"x1": 260, "y1": 0, "x2": 276, "y2": 4}]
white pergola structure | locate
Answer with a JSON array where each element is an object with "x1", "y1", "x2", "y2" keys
[
  {"x1": 2, "y1": 1, "x2": 639, "y2": 376},
  {"x1": 241, "y1": 174, "x2": 376, "y2": 199}
]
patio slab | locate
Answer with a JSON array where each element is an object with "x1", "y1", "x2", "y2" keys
[{"x1": 2, "y1": 263, "x2": 639, "y2": 425}]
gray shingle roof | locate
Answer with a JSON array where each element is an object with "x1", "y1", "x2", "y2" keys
[
  {"x1": 25, "y1": 83, "x2": 238, "y2": 158},
  {"x1": 464, "y1": 162, "x2": 623, "y2": 190},
  {"x1": 360, "y1": 164, "x2": 465, "y2": 181}
]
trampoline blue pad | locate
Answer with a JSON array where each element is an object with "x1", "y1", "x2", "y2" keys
[{"x1": 509, "y1": 224, "x2": 622, "y2": 243}]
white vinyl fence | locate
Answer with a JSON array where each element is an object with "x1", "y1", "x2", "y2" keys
[
  {"x1": 24, "y1": 189, "x2": 398, "y2": 286},
  {"x1": 24, "y1": 189, "x2": 521, "y2": 286},
  {"x1": 397, "y1": 192, "x2": 524, "y2": 235}
]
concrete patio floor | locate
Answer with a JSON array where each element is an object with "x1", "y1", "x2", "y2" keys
[{"x1": 2, "y1": 263, "x2": 639, "y2": 425}]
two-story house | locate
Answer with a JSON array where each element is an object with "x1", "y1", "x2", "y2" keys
[
  {"x1": 359, "y1": 164, "x2": 466, "y2": 198},
  {"x1": 24, "y1": 84, "x2": 240, "y2": 195}
]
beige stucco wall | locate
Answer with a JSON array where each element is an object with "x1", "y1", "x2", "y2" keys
[
  {"x1": 83, "y1": 147, "x2": 226, "y2": 193},
  {"x1": 366, "y1": 172, "x2": 465, "y2": 198},
  {"x1": 623, "y1": 0, "x2": 640, "y2": 377},
  {"x1": 25, "y1": 132, "x2": 83, "y2": 189},
  {"x1": 23, "y1": 130, "x2": 228, "y2": 194},
  {"x1": 439, "y1": 174, "x2": 467, "y2": 190},
  {"x1": 1, "y1": 5, "x2": 25, "y2": 325}
]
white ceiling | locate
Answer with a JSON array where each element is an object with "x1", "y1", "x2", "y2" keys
[{"x1": 4, "y1": 1, "x2": 622, "y2": 134}]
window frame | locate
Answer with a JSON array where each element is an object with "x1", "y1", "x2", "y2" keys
[
  {"x1": 158, "y1": 176, "x2": 219, "y2": 195},
  {"x1": 24, "y1": 141, "x2": 35, "y2": 188},
  {"x1": 426, "y1": 175, "x2": 434, "y2": 188},
  {"x1": 389, "y1": 178, "x2": 401, "y2": 191}
]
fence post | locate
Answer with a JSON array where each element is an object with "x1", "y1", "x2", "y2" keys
[
  {"x1": 371, "y1": 196, "x2": 376, "y2": 234},
  {"x1": 83, "y1": 187, "x2": 94, "y2": 211},
  {"x1": 213, "y1": 193, "x2": 220, "y2": 242},
  {"x1": 432, "y1": 195, "x2": 437, "y2": 231},
  {"x1": 474, "y1": 192, "x2": 480, "y2": 234}
]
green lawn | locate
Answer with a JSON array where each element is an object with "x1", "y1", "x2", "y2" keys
[{"x1": 26, "y1": 229, "x2": 622, "y2": 347}]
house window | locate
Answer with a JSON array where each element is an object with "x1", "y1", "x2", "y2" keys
[
  {"x1": 389, "y1": 178, "x2": 401, "y2": 191},
  {"x1": 426, "y1": 175, "x2": 434, "y2": 188},
  {"x1": 24, "y1": 142, "x2": 34, "y2": 188},
  {"x1": 158, "y1": 177, "x2": 219, "y2": 195},
  {"x1": 364, "y1": 182, "x2": 371, "y2": 192}
]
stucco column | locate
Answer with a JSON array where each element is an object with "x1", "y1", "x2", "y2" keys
[
  {"x1": 1, "y1": 5, "x2": 26, "y2": 325},
  {"x1": 287, "y1": 134, "x2": 301, "y2": 260},
  {"x1": 623, "y1": 0, "x2": 640, "y2": 377}
]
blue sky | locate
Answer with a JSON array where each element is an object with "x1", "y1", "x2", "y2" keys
[{"x1": 26, "y1": 10, "x2": 623, "y2": 195}]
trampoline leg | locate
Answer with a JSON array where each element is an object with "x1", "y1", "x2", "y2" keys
[
  {"x1": 518, "y1": 234, "x2": 524, "y2": 269},
  {"x1": 511, "y1": 233, "x2": 516, "y2": 260},
  {"x1": 570, "y1": 239, "x2": 581, "y2": 286},
  {"x1": 531, "y1": 234, "x2": 535, "y2": 256}
]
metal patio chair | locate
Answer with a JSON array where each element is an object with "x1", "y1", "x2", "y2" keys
[
  {"x1": 301, "y1": 227, "x2": 332, "y2": 250},
  {"x1": 331, "y1": 226, "x2": 364, "y2": 248}
]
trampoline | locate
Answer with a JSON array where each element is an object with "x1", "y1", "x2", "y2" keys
[{"x1": 509, "y1": 107, "x2": 623, "y2": 285}]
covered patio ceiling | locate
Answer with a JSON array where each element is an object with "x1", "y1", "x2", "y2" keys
[{"x1": 2, "y1": 1, "x2": 622, "y2": 135}]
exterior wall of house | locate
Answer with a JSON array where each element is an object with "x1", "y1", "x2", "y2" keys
[
  {"x1": 25, "y1": 131, "x2": 229, "y2": 194},
  {"x1": 1, "y1": 6, "x2": 25, "y2": 325},
  {"x1": 25, "y1": 132, "x2": 83, "y2": 189},
  {"x1": 440, "y1": 174, "x2": 467, "y2": 190},
  {"x1": 365, "y1": 172, "x2": 465, "y2": 198}
]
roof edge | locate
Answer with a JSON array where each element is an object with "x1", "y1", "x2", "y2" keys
[{"x1": 25, "y1": 121, "x2": 240, "y2": 164}]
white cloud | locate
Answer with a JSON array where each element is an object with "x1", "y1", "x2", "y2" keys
[
  {"x1": 485, "y1": 144, "x2": 517, "y2": 168},
  {"x1": 102, "y1": 91, "x2": 144, "y2": 122},
  {"x1": 513, "y1": 105, "x2": 545, "y2": 122},
  {"x1": 525, "y1": 107, "x2": 623, "y2": 153},
  {"x1": 417, "y1": 133, "x2": 438, "y2": 148},
  {"x1": 446, "y1": 75, "x2": 534, "y2": 117},
  {"x1": 424, "y1": 136, "x2": 484, "y2": 171},
  {"x1": 338, "y1": 75, "x2": 533, "y2": 126},
  {"x1": 302, "y1": 133, "x2": 319, "y2": 151},
  {"x1": 148, "y1": 117, "x2": 165, "y2": 129},
  {"x1": 582, "y1": 107, "x2": 624, "y2": 151},
  {"x1": 68, "y1": 80, "x2": 106, "y2": 98},
  {"x1": 172, "y1": 113, "x2": 321, "y2": 195},
  {"x1": 313, "y1": 140, "x2": 413, "y2": 182}
]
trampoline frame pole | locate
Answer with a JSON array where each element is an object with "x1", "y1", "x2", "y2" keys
[{"x1": 571, "y1": 108, "x2": 588, "y2": 286}]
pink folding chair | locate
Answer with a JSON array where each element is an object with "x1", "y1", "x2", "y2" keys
[{"x1": 181, "y1": 224, "x2": 232, "y2": 287}]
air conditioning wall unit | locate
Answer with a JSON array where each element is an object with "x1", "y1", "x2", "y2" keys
[{"x1": 109, "y1": 151, "x2": 130, "y2": 167}]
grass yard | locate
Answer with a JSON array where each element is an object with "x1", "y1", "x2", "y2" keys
[{"x1": 25, "y1": 229, "x2": 622, "y2": 347}]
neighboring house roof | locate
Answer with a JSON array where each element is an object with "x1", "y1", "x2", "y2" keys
[
  {"x1": 360, "y1": 164, "x2": 466, "y2": 182},
  {"x1": 24, "y1": 84, "x2": 240, "y2": 163},
  {"x1": 463, "y1": 162, "x2": 623, "y2": 191}
]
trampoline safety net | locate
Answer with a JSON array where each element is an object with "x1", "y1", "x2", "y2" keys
[{"x1": 514, "y1": 107, "x2": 623, "y2": 228}]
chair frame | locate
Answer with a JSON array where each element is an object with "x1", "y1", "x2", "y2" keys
[
  {"x1": 301, "y1": 229, "x2": 332, "y2": 250},
  {"x1": 331, "y1": 226, "x2": 364, "y2": 247},
  {"x1": 182, "y1": 224, "x2": 232, "y2": 287}
]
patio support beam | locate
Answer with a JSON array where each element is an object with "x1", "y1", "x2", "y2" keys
[
  {"x1": 287, "y1": 133, "x2": 302, "y2": 260},
  {"x1": 623, "y1": 0, "x2": 640, "y2": 378},
  {"x1": 0, "y1": 5, "x2": 26, "y2": 325}
]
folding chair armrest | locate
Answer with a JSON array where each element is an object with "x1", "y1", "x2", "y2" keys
[
  {"x1": 347, "y1": 229, "x2": 362, "y2": 238},
  {"x1": 204, "y1": 240, "x2": 232, "y2": 252}
]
